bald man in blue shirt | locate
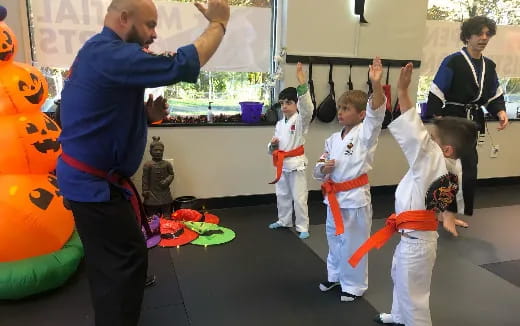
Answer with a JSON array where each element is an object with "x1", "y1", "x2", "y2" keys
[{"x1": 56, "y1": 0, "x2": 229, "y2": 325}]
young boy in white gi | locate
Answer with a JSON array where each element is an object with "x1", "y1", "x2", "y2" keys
[
  {"x1": 349, "y1": 63, "x2": 477, "y2": 326},
  {"x1": 268, "y1": 62, "x2": 313, "y2": 239},
  {"x1": 313, "y1": 57, "x2": 386, "y2": 301}
]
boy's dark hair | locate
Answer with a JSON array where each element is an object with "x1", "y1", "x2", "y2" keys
[
  {"x1": 433, "y1": 117, "x2": 478, "y2": 159},
  {"x1": 460, "y1": 16, "x2": 497, "y2": 44},
  {"x1": 337, "y1": 90, "x2": 368, "y2": 112},
  {"x1": 278, "y1": 87, "x2": 298, "y2": 103}
]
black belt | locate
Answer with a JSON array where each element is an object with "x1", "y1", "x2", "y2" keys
[{"x1": 399, "y1": 230, "x2": 418, "y2": 239}]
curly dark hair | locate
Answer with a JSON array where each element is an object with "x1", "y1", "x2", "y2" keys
[{"x1": 460, "y1": 16, "x2": 497, "y2": 44}]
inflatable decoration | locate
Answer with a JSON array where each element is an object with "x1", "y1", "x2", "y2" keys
[
  {"x1": 0, "y1": 14, "x2": 16, "y2": 66},
  {"x1": 0, "y1": 113, "x2": 61, "y2": 174},
  {"x1": 0, "y1": 6, "x2": 83, "y2": 300},
  {"x1": 0, "y1": 61, "x2": 48, "y2": 114}
]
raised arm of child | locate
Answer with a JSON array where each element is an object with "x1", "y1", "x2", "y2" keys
[
  {"x1": 396, "y1": 63, "x2": 414, "y2": 112},
  {"x1": 296, "y1": 62, "x2": 314, "y2": 131},
  {"x1": 369, "y1": 57, "x2": 385, "y2": 110},
  {"x1": 390, "y1": 63, "x2": 435, "y2": 171},
  {"x1": 360, "y1": 57, "x2": 387, "y2": 147}
]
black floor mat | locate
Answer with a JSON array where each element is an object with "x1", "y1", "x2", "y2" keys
[
  {"x1": 0, "y1": 247, "x2": 188, "y2": 326},
  {"x1": 0, "y1": 261, "x2": 94, "y2": 326},
  {"x1": 2, "y1": 181, "x2": 518, "y2": 326},
  {"x1": 481, "y1": 259, "x2": 520, "y2": 288},
  {"x1": 169, "y1": 204, "x2": 379, "y2": 326},
  {"x1": 139, "y1": 247, "x2": 190, "y2": 326}
]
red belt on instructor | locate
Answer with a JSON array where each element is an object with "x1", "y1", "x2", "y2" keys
[
  {"x1": 269, "y1": 145, "x2": 305, "y2": 184},
  {"x1": 348, "y1": 210, "x2": 437, "y2": 267},
  {"x1": 321, "y1": 173, "x2": 369, "y2": 236},
  {"x1": 61, "y1": 152, "x2": 150, "y2": 233}
]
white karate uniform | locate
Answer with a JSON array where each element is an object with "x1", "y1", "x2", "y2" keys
[
  {"x1": 387, "y1": 108, "x2": 461, "y2": 326},
  {"x1": 313, "y1": 97, "x2": 386, "y2": 296},
  {"x1": 268, "y1": 87, "x2": 313, "y2": 232}
]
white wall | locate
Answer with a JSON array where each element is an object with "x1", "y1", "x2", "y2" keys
[
  {"x1": 283, "y1": 0, "x2": 427, "y2": 105},
  {"x1": 134, "y1": 120, "x2": 520, "y2": 199}
]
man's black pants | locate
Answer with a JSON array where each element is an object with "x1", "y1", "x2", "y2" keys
[
  {"x1": 69, "y1": 186, "x2": 147, "y2": 326},
  {"x1": 460, "y1": 146, "x2": 478, "y2": 216}
]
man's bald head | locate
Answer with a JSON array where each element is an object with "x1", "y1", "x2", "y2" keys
[
  {"x1": 107, "y1": 0, "x2": 150, "y2": 15},
  {"x1": 104, "y1": 0, "x2": 158, "y2": 47}
]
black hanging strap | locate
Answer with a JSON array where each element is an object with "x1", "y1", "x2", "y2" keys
[
  {"x1": 366, "y1": 68, "x2": 373, "y2": 95},
  {"x1": 328, "y1": 63, "x2": 335, "y2": 99},
  {"x1": 308, "y1": 61, "x2": 318, "y2": 122},
  {"x1": 347, "y1": 64, "x2": 353, "y2": 91},
  {"x1": 386, "y1": 65, "x2": 390, "y2": 85}
]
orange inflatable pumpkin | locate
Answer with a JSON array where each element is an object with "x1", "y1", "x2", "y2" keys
[
  {"x1": 0, "y1": 113, "x2": 61, "y2": 174},
  {"x1": 0, "y1": 62, "x2": 48, "y2": 114},
  {"x1": 0, "y1": 174, "x2": 74, "y2": 262},
  {"x1": 0, "y1": 6, "x2": 80, "y2": 299},
  {"x1": 0, "y1": 20, "x2": 16, "y2": 66}
]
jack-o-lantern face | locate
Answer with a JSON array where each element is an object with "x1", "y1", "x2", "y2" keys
[
  {"x1": 24, "y1": 114, "x2": 61, "y2": 154},
  {"x1": 17, "y1": 113, "x2": 61, "y2": 173},
  {"x1": 0, "y1": 113, "x2": 61, "y2": 174},
  {"x1": 0, "y1": 174, "x2": 74, "y2": 262},
  {"x1": 0, "y1": 22, "x2": 16, "y2": 64},
  {"x1": 0, "y1": 62, "x2": 48, "y2": 113},
  {"x1": 29, "y1": 174, "x2": 68, "y2": 211},
  {"x1": 19, "y1": 73, "x2": 45, "y2": 105}
]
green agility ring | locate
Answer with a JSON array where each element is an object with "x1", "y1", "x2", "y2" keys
[
  {"x1": 184, "y1": 221, "x2": 236, "y2": 246},
  {"x1": 0, "y1": 231, "x2": 84, "y2": 300}
]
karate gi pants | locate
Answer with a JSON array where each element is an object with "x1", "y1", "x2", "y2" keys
[
  {"x1": 325, "y1": 205, "x2": 372, "y2": 296},
  {"x1": 390, "y1": 236, "x2": 437, "y2": 326},
  {"x1": 275, "y1": 169, "x2": 309, "y2": 232}
]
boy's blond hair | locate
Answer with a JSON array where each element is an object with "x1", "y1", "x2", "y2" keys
[{"x1": 337, "y1": 90, "x2": 368, "y2": 112}]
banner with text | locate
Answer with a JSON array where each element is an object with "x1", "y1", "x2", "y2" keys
[
  {"x1": 420, "y1": 20, "x2": 520, "y2": 78},
  {"x1": 30, "y1": 0, "x2": 271, "y2": 72}
]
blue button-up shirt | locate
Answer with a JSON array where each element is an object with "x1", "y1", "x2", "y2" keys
[{"x1": 57, "y1": 27, "x2": 200, "y2": 202}]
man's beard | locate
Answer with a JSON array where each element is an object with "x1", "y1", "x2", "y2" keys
[{"x1": 126, "y1": 25, "x2": 144, "y2": 46}]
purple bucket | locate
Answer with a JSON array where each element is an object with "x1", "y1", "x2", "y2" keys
[
  {"x1": 419, "y1": 102, "x2": 428, "y2": 119},
  {"x1": 239, "y1": 102, "x2": 263, "y2": 123}
]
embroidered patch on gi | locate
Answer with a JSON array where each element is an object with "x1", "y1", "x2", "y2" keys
[
  {"x1": 344, "y1": 142, "x2": 354, "y2": 156},
  {"x1": 290, "y1": 124, "x2": 296, "y2": 134},
  {"x1": 425, "y1": 173, "x2": 459, "y2": 211}
]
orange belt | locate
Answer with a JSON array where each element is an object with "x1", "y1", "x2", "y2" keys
[
  {"x1": 348, "y1": 210, "x2": 437, "y2": 267},
  {"x1": 322, "y1": 173, "x2": 369, "y2": 235},
  {"x1": 269, "y1": 145, "x2": 305, "y2": 184}
]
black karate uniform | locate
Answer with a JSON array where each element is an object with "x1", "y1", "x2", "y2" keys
[{"x1": 426, "y1": 47, "x2": 506, "y2": 216}]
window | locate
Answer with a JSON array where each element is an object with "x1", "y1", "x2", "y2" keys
[{"x1": 27, "y1": 0, "x2": 276, "y2": 123}]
